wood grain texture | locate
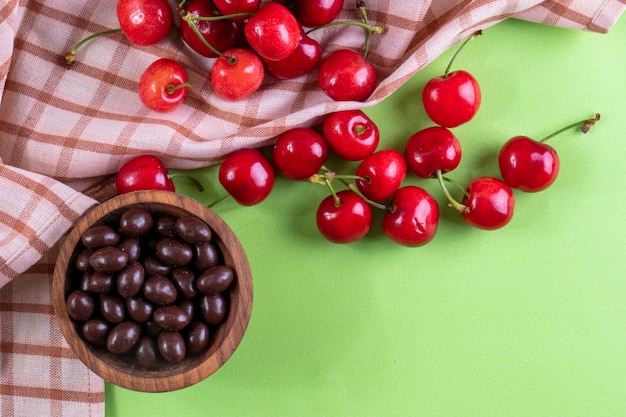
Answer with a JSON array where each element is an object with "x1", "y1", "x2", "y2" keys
[{"x1": 52, "y1": 191, "x2": 253, "y2": 392}]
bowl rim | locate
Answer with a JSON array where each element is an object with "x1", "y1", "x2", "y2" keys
[{"x1": 52, "y1": 190, "x2": 253, "y2": 392}]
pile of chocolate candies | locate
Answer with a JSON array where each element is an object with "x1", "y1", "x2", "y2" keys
[{"x1": 65, "y1": 206, "x2": 234, "y2": 368}]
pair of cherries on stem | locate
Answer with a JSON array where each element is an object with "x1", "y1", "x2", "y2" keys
[
  {"x1": 267, "y1": 110, "x2": 439, "y2": 246},
  {"x1": 404, "y1": 126, "x2": 514, "y2": 231},
  {"x1": 405, "y1": 114, "x2": 601, "y2": 230}
]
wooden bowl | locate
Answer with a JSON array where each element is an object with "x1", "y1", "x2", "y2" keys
[{"x1": 52, "y1": 191, "x2": 253, "y2": 392}]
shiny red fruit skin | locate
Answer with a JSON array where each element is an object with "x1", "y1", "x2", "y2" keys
[
  {"x1": 218, "y1": 148, "x2": 275, "y2": 206},
  {"x1": 244, "y1": 2, "x2": 301, "y2": 61},
  {"x1": 316, "y1": 190, "x2": 372, "y2": 244},
  {"x1": 181, "y1": 0, "x2": 244, "y2": 58},
  {"x1": 211, "y1": 48, "x2": 264, "y2": 101},
  {"x1": 321, "y1": 110, "x2": 379, "y2": 161},
  {"x1": 138, "y1": 58, "x2": 188, "y2": 112},
  {"x1": 404, "y1": 126, "x2": 461, "y2": 178},
  {"x1": 383, "y1": 186, "x2": 439, "y2": 247},
  {"x1": 356, "y1": 149, "x2": 406, "y2": 201},
  {"x1": 318, "y1": 49, "x2": 377, "y2": 102},
  {"x1": 212, "y1": 0, "x2": 261, "y2": 20},
  {"x1": 271, "y1": 128, "x2": 329, "y2": 180},
  {"x1": 422, "y1": 70, "x2": 481, "y2": 128},
  {"x1": 116, "y1": 0, "x2": 172, "y2": 46},
  {"x1": 498, "y1": 136, "x2": 560, "y2": 192},
  {"x1": 264, "y1": 30, "x2": 322, "y2": 80},
  {"x1": 295, "y1": 0, "x2": 343, "y2": 27},
  {"x1": 116, "y1": 155, "x2": 175, "y2": 194},
  {"x1": 461, "y1": 177, "x2": 514, "y2": 230}
]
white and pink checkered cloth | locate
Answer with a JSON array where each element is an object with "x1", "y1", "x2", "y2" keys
[{"x1": 1, "y1": 0, "x2": 624, "y2": 415}]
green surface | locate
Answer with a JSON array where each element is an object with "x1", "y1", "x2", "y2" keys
[{"x1": 106, "y1": 16, "x2": 626, "y2": 417}]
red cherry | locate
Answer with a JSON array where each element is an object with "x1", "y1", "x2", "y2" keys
[
  {"x1": 316, "y1": 190, "x2": 372, "y2": 244},
  {"x1": 382, "y1": 186, "x2": 439, "y2": 247},
  {"x1": 116, "y1": 155, "x2": 175, "y2": 194},
  {"x1": 498, "y1": 114, "x2": 600, "y2": 193},
  {"x1": 116, "y1": 0, "x2": 172, "y2": 46},
  {"x1": 218, "y1": 148, "x2": 275, "y2": 206},
  {"x1": 404, "y1": 126, "x2": 461, "y2": 178},
  {"x1": 294, "y1": 0, "x2": 343, "y2": 27},
  {"x1": 423, "y1": 70, "x2": 481, "y2": 128},
  {"x1": 138, "y1": 58, "x2": 190, "y2": 112},
  {"x1": 211, "y1": 48, "x2": 265, "y2": 101},
  {"x1": 180, "y1": 0, "x2": 244, "y2": 58},
  {"x1": 461, "y1": 177, "x2": 514, "y2": 230},
  {"x1": 244, "y1": 2, "x2": 301, "y2": 61},
  {"x1": 321, "y1": 110, "x2": 379, "y2": 161},
  {"x1": 212, "y1": 0, "x2": 261, "y2": 20},
  {"x1": 271, "y1": 128, "x2": 329, "y2": 180},
  {"x1": 355, "y1": 149, "x2": 406, "y2": 201},
  {"x1": 498, "y1": 137, "x2": 558, "y2": 193},
  {"x1": 263, "y1": 30, "x2": 322, "y2": 80},
  {"x1": 422, "y1": 31, "x2": 482, "y2": 127},
  {"x1": 317, "y1": 49, "x2": 377, "y2": 102}
]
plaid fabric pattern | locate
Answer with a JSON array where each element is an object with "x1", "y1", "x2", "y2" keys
[{"x1": 1, "y1": 0, "x2": 624, "y2": 415}]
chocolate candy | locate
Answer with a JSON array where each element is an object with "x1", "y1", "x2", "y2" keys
[
  {"x1": 200, "y1": 293, "x2": 227, "y2": 325},
  {"x1": 185, "y1": 322, "x2": 210, "y2": 355},
  {"x1": 194, "y1": 241, "x2": 220, "y2": 271},
  {"x1": 170, "y1": 267, "x2": 197, "y2": 299},
  {"x1": 157, "y1": 331, "x2": 186, "y2": 364},
  {"x1": 135, "y1": 336, "x2": 160, "y2": 370},
  {"x1": 106, "y1": 321, "x2": 141, "y2": 354},
  {"x1": 143, "y1": 275, "x2": 177, "y2": 305},
  {"x1": 126, "y1": 295, "x2": 154, "y2": 323},
  {"x1": 156, "y1": 238, "x2": 193, "y2": 267},
  {"x1": 100, "y1": 294, "x2": 126, "y2": 324},
  {"x1": 89, "y1": 247, "x2": 129, "y2": 273},
  {"x1": 153, "y1": 305, "x2": 191, "y2": 331},
  {"x1": 87, "y1": 271, "x2": 114, "y2": 293},
  {"x1": 82, "y1": 319, "x2": 111, "y2": 347},
  {"x1": 119, "y1": 207, "x2": 153, "y2": 237},
  {"x1": 66, "y1": 206, "x2": 235, "y2": 371},
  {"x1": 197, "y1": 266, "x2": 234, "y2": 294},
  {"x1": 117, "y1": 263, "x2": 145, "y2": 298},
  {"x1": 175, "y1": 216, "x2": 212, "y2": 244},
  {"x1": 82, "y1": 224, "x2": 120, "y2": 249},
  {"x1": 66, "y1": 290, "x2": 95, "y2": 321}
]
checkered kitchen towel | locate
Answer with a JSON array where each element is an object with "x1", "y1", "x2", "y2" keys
[{"x1": 1, "y1": 0, "x2": 624, "y2": 415}]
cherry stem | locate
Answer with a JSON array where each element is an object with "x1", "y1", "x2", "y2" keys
[
  {"x1": 305, "y1": 1, "x2": 384, "y2": 58},
  {"x1": 65, "y1": 28, "x2": 123, "y2": 65},
  {"x1": 441, "y1": 175, "x2": 470, "y2": 198},
  {"x1": 166, "y1": 82, "x2": 193, "y2": 94},
  {"x1": 310, "y1": 171, "x2": 387, "y2": 210},
  {"x1": 207, "y1": 193, "x2": 230, "y2": 209},
  {"x1": 444, "y1": 30, "x2": 482, "y2": 78},
  {"x1": 189, "y1": 12, "x2": 253, "y2": 22},
  {"x1": 539, "y1": 113, "x2": 601, "y2": 143},
  {"x1": 354, "y1": 124, "x2": 370, "y2": 135},
  {"x1": 179, "y1": 9, "x2": 235, "y2": 64},
  {"x1": 435, "y1": 169, "x2": 470, "y2": 214},
  {"x1": 168, "y1": 173, "x2": 204, "y2": 192}
]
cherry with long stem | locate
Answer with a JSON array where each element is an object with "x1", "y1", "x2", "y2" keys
[
  {"x1": 443, "y1": 30, "x2": 482, "y2": 78},
  {"x1": 539, "y1": 113, "x2": 600, "y2": 142},
  {"x1": 65, "y1": 29, "x2": 123, "y2": 65}
]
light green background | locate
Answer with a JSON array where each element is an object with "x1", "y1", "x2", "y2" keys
[{"x1": 106, "y1": 15, "x2": 626, "y2": 417}]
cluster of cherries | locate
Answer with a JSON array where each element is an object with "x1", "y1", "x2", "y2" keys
[
  {"x1": 67, "y1": 0, "x2": 384, "y2": 108},
  {"x1": 116, "y1": 29, "x2": 600, "y2": 247}
]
